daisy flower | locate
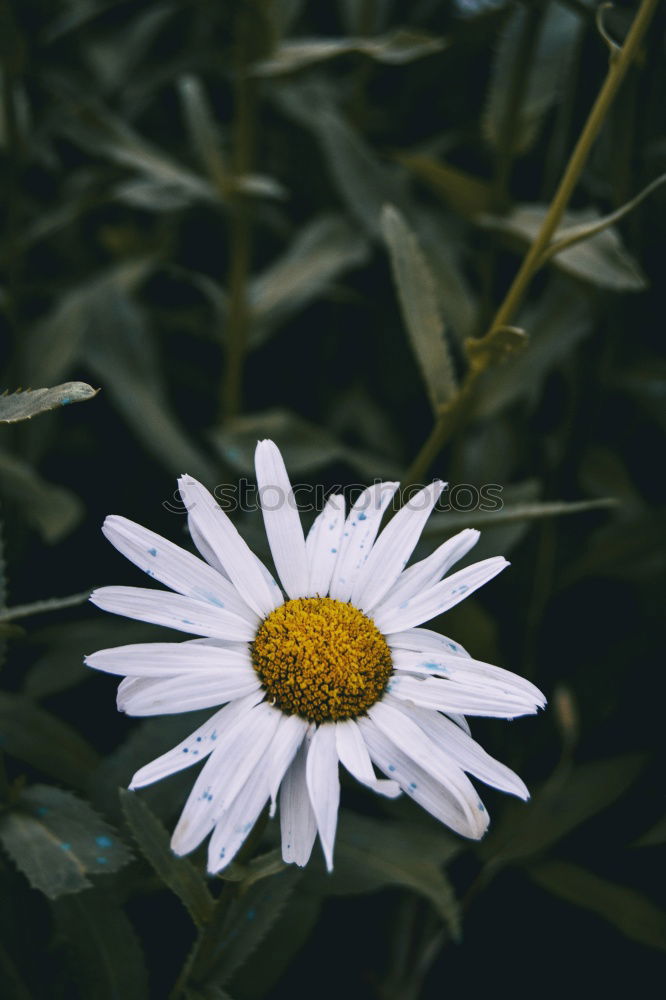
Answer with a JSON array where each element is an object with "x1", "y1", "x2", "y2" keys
[{"x1": 86, "y1": 440, "x2": 545, "y2": 873}]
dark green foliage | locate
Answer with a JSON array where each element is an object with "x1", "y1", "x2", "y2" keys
[{"x1": 0, "y1": 0, "x2": 664, "y2": 997}]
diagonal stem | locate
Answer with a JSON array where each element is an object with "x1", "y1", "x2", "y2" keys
[{"x1": 403, "y1": 0, "x2": 659, "y2": 488}]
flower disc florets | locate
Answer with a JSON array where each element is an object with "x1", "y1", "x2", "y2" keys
[{"x1": 251, "y1": 597, "x2": 393, "y2": 723}]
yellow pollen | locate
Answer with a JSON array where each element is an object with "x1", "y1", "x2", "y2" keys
[{"x1": 251, "y1": 597, "x2": 393, "y2": 724}]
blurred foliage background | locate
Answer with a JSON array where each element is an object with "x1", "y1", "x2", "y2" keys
[{"x1": 0, "y1": 0, "x2": 664, "y2": 997}]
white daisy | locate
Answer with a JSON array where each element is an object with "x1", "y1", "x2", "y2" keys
[{"x1": 86, "y1": 440, "x2": 545, "y2": 873}]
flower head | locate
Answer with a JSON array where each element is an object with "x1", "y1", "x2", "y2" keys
[{"x1": 87, "y1": 440, "x2": 545, "y2": 872}]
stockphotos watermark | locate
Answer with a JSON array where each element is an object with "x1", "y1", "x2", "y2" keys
[{"x1": 163, "y1": 481, "x2": 504, "y2": 515}]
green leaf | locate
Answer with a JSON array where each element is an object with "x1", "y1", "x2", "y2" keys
[
  {"x1": 310, "y1": 107, "x2": 409, "y2": 237},
  {"x1": 209, "y1": 408, "x2": 402, "y2": 479},
  {"x1": 27, "y1": 258, "x2": 153, "y2": 386},
  {"x1": 0, "y1": 693, "x2": 99, "y2": 790},
  {"x1": 248, "y1": 214, "x2": 369, "y2": 347},
  {"x1": 483, "y1": 755, "x2": 645, "y2": 865},
  {"x1": 194, "y1": 869, "x2": 302, "y2": 990},
  {"x1": 528, "y1": 861, "x2": 666, "y2": 952},
  {"x1": 482, "y1": 204, "x2": 647, "y2": 290},
  {"x1": 0, "y1": 785, "x2": 131, "y2": 899},
  {"x1": 0, "y1": 448, "x2": 83, "y2": 543},
  {"x1": 120, "y1": 789, "x2": 214, "y2": 927},
  {"x1": 53, "y1": 889, "x2": 150, "y2": 1000},
  {"x1": 634, "y1": 815, "x2": 666, "y2": 848},
  {"x1": 0, "y1": 941, "x2": 32, "y2": 1000},
  {"x1": 483, "y1": 2, "x2": 581, "y2": 154},
  {"x1": 381, "y1": 204, "x2": 457, "y2": 413},
  {"x1": 310, "y1": 811, "x2": 462, "y2": 939},
  {"x1": 228, "y1": 888, "x2": 321, "y2": 998},
  {"x1": 252, "y1": 28, "x2": 447, "y2": 75},
  {"x1": 411, "y1": 209, "x2": 477, "y2": 342},
  {"x1": 395, "y1": 152, "x2": 493, "y2": 219},
  {"x1": 77, "y1": 277, "x2": 216, "y2": 483},
  {"x1": 0, "y1": 589, "x2": 91, "y2": 623},
  {"x1": 24, "y1": 618, "x2": 160, "y2": 700},
  {"x1": 540, "y1": 171, "x2": 666, "y2": 264},
  {"x1": 177, "y1": 74, "x2": 229, "y2": 190},
  {"x1": 0, "y1": 382, "x2": 98, "y2": 423}
]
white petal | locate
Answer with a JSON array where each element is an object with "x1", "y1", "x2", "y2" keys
[
  {"x1": 171, "y1": 701, "x2": 280, "y2": 856},
  {"x1": 266, "y1": 714, "x2": 309, "y2": 817},
  {"x1": 376, "y1": 528, "x2": 480, "y2": 613},
  {"x1": 86, "y1": 641, "x2": 253, "y2": 678},
  {"x1": 388, "y1": 673, "x2": 541, "y2": 718},
  {"x1": 305, "y1": 723, "x2": 340, "y2": 872},
  {"x1": 352, "y1": 481, "x2": 446, "y2": 613},
  {"x1": 116, "y1": 668, "x2": 260, "y2": 716},
  {"x1": 207, "y1": 763, "x2": 270, "y2": 873},
  {"x1": 178, "y1": 475, "x2": 281, "y2": 619},
  {"x1": 102, "y1": 515, "x2": 257, "y2": 625},
  {"x1": 90, "y1": 586, "x2": 256, "y2": 641},
  {"x1": 328, "y1": 482, "x2": 399, "y2": 602},
  {"x1": 358, "y1": 714, "x2": 489, "y2": 839},
  {"x1": 387, "y1": 627, "x2": 471, "y2": 658},
  {"x1": 335, "y1": 718, "x2": 401, "y2": 798},
  {"x1": 187, "y1": 516, "x2": 227, "y2": 575},
  {"x1": 366, "y1": 700, "x2": 487, "y2": 838},
  {"x1": 391, "y1": 647, "x2": 545, "y2": 707},
  {"x1": 255, "y1": 440, "x2": 309, "y2": 599},
  {"x1": 373, "y1": 556, "x2": 509, "y2": 632},
  {"x1": 391, "y1": 699, "x2": 529, "y2": 799},
  {"x1": 305, "y1": 494, "x2": 346, "y2": 597},
  {"x1": 280, "y1": 730, "x2": 317, "y2": 867},
  {"x1": 130, "y1": 693, "x2": 262, "y2": 789},
  {"x1": 447, "y1": 713, "x2": 472, "y2": 737}
]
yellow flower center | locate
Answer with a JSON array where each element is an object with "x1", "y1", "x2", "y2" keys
[{"x1": 251, "y1": 597, "x2": 393, "y2": 724}]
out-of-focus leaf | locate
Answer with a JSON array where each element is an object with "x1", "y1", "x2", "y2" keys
[
  {"x1": 178, "y1": 74, "x2": 228, "y2": 189},
  {"x1": 78, "y1": 279, "x2": 216, "y2": 483},
  {"x1": 309, "y1": 811, "x2": 461, "y2": 939},
  {"x1": 635, "y1": 815, "x2": 666, "y2": 847},
  {"x1": 381, "y1": 205, "x2": 457, "y2": 413},
  {"x1": 248, "y1": 214, "x2": 369, "y2": 346},
  {"x1": 565, "y1": 510, "x2": 666, "y2": 584},
  {"x1": 396, "y1": 152, "x2": 493, "y2": 218},
  {"x1": 481, "y1": 205, "x2": 647, "y2": 290},
  {"x1": 0, "y1": 589, "x2": 90, "y2": 623},
  {"x1": 0, "y1": 449, "x2": 82, "y2": 543},
  {"x1": 483, "y1": 755, "x2": 645, "y2": 865},
  {"x1": 253, "y1": 29, "x2": 447, "y2": 75},
  {"x1": 62, "y1": 102, "x2": 215, "y2": 201},
  {"x1": 483, "y1": 2, "x2": 581, "y2": 154},
  {"x1": 0, "y1": 693, "x2": 99, "y2": 790},
  {"x1": 0, "y1": 382, "x2": 98, "y2": 423},
  {"x1": 53, "y1": 889, "x2": 149, "y2": 1000},
  {"x1": 83, "y1": 4, "x2": 177, "y2": 94},
  {"x1": 0, "y1": 941, "x2": 32, "y2": 1000},
  {"x1": 229, "y1": 888, "x2": 321, "y2": 998},
  {"x1": 27, "y1": 258, "x2": 153, "y2": 386},
  {"x1": 195, "y1": 868, "x2": 302, "y2": 990},
  {"x1": 25, "y1": 619, "x2": 161, "y2": 699},
  {"x1": 0, "y1": 785, "x2": 131, "y2": 899},
  {"x1": 528, "y1": 861, "x2": 666, "y2": 952},
  {"x1": 120, "y1": 789, "x2": 214, "y2": 927},
  {"x1": 311, "y1": 107, "x2": 409, "y2": 237},
  {"x1": 209, "y1": 408, "x2": 402, "y2": 479},
  {"x1": 471, "y1": 278, "x2": 594, "y2": 419}
]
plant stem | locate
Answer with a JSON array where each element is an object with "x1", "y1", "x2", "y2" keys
[
  {"x1": 402, "y1": 0, "x2": 659, "y2": 488},
  {"x1": 221, "y1": 14, "x2": 256, "y2": 422}
]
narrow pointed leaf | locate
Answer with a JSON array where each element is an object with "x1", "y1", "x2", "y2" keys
[
  {"x1": 120, "y1": 789, "x2": 214, "y2": 927},
  {"x1": 381, "y1": 205, "x2": 457, "y2": 413},
  {"x1": 0, "y1": 382, "x2": 98, "y2": 423}
]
